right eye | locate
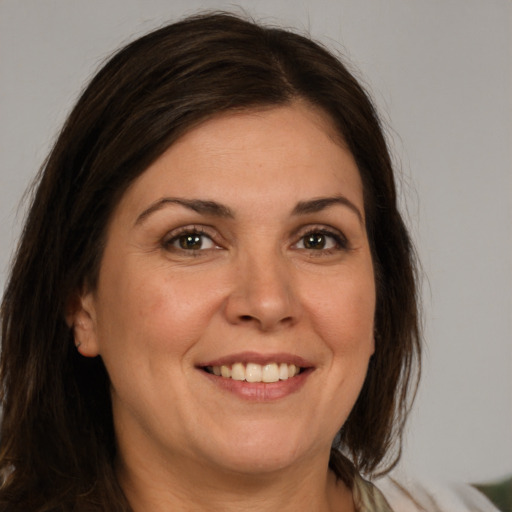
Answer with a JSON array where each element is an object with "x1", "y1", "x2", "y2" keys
[{"x1": 164, "y1": 230, "x2": 217, "y2": 252}]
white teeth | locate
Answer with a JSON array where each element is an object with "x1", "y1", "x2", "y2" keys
[
  {"x1": 208, "y1": 362, "x2": 302, "y2": 382},
  {"x1": 246, "y1": 363, "x2": 262, "y2": 382},
  {"x1": 262, "y1": 363, "x2": 279, "y2": 383},
  {"x1": 231, "y1": 362, "x2": 245, "y2": 381}
]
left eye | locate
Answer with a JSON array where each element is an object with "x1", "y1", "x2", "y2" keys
[
  {"x1": 168, "y1": 232, "x2": 216, "y2": 251},
  {"x1": 295, "y1": 231, "x2": 341, "y2": 250}
]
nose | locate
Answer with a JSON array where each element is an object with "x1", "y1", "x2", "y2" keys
[{"x1": 223, "y1": 252, "x2": 299, "y2": 331}]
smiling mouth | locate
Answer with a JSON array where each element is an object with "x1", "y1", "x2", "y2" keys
[{"x1": 203, "y1": 362, "x2": 303, "y2": 383}]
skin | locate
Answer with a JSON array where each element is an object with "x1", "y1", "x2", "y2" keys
[{"x1": 72, "y1": 103, "x2": 376, "y2": 511}]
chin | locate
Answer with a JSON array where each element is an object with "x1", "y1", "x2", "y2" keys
[
  {"x1": 198, "y1": 423, "x2": 327, "y2": 476},
  {"x1": 212, "y1": 449, "x2": 303, "y2": 476}
]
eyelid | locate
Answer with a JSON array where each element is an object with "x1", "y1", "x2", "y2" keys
[
  {"x1": 162, "y1": 225, "x2": 223, "y2": 252},
  {"x1": 291, "y1": 225, "x2": 349, "y2": 251}
]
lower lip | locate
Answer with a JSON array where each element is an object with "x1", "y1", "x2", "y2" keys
[{"x1": 200, "y1": 369, "x2": 313, "y2": 401}]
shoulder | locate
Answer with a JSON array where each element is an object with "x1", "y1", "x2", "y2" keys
[
  {"x1": 352, "y1": 473, "x2": 394, "y2": 512},
  {"x1": 373, "y1": 473, "x2": 501, "y2": 512}
]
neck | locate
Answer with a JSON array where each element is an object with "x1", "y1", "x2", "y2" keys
[{"x1": 117, "y1": 449, "x2": 354, "y2": 512}]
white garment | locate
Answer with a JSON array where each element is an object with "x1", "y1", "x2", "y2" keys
[{"x1": 375, "y1": 474, "x2": 500, "y2": 512}]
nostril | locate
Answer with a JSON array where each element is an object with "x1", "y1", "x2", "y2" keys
[{"x1": 239, "y1": 315, "x2": 253, "y2": 322}]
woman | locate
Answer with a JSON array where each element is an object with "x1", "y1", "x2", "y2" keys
[{"x1": 0, "y1": 12, "x2": 420, "y2": 511}]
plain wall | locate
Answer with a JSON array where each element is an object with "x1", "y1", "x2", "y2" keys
[{"x1": 1, "y1": 0, "x2": 511, "y2": 483}]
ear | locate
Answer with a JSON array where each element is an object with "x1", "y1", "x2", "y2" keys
[{"x1": 66, "y1": 290, "x2": 101, "y2": 358}]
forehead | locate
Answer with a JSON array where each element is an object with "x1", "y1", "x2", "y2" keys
[{"x1": 116, "y1": 103, "x2": 364, "y2": 219}]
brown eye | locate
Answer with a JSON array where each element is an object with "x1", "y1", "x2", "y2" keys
[
  {"x1": 166, "y1": 231, "x2": 216, "y2": 251},
  {"x1": 294, "y1": 229, "x2": 348, "y2": 252},
  {"x1": 303, "y1": 233, "x2": 327, "y2": 249},
  {"x1": 179, "y1": 234, "x2": 203, "y2": 250}
]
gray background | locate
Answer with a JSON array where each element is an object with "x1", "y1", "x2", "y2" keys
[{"x1": 1, "y1": 0, "x2": 510, "y2": 484}]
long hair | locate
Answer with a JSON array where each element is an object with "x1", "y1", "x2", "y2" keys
[{"x1": 0, "y1": 12, "x2": 421, "y2": 510}]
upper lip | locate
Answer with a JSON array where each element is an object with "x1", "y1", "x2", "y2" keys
[{"x1": 198, "y1": 351, "x2": 314, "y2": 368}]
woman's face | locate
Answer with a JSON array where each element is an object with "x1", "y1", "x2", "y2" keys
[{"x1": 74, "y1": 104, "x2": 376, "y2": 477}]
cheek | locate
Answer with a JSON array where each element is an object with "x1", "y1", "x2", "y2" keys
[
  {"x1": 94, "y1": 259, "x2": 227, "y2": 355},
  {"x1": 305, "y1": 271, "x2": 376, "y2": 354},
  {"x1": 298, "y1": 271, "x2": 376, "y2": 440}
]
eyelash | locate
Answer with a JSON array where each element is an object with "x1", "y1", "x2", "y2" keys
[
  {"x1": 162, "y1": 226, "x2": 218, "y2": 254},
  {"x1": 293, "y1": 227, "x2": 349, "y2": 254},
  {"x1": 161, "y1": 225, "x2": 349, "y2": 255}
]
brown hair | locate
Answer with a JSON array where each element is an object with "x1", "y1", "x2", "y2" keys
[{"x1": 0, "y1": 12, "x2": 420, "y2": 510}]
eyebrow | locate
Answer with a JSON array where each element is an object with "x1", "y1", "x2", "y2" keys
[
  {"x1": 135, "y1": 195, "x2": 363, "y2": 226},
  {"x1": 135, "y1": 198, "x2": 234, "y2": 225},
  {"x1": 292, "y1": 196, "x2": 363, "y2": 224}
]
